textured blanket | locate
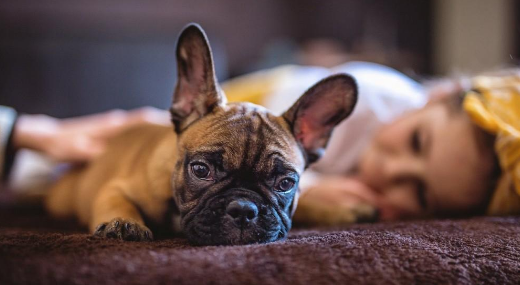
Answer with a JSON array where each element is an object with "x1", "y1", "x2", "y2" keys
[{"x1": 0, "y1": 206, "x2": 519, "y2": 285}]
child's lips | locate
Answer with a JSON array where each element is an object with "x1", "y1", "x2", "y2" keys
[
  {"x1": 372, "y1": 196, "x2": 416, "y2": 222},
  {"x1": 375, "y1": 202, "x2": 401, "y2": 221}
]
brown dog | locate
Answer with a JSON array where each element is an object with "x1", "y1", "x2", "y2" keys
[{"x1": 45, "y1": 24, "x2": 358, "y2": 245}]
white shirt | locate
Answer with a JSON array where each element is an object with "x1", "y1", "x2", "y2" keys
[{"x1": 264, "y1": 62, "x2": 428, "y2": 175}]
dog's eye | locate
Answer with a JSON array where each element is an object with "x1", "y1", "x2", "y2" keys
[
  {"x1": 276, "y1": 178, "x2": 295, "y2": 192},
  {"x1": 191, "y1": 163, "x2": 210, "y2": 179}
]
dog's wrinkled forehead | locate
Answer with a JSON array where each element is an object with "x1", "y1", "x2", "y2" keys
[{"x1": 179, "y1": 102, "x2": 306, "y2": 175}]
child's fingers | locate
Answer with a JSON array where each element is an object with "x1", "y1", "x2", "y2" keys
[
  {"x1": 49, "y1": 137, "x2": 106, "y2": 163},
  {"x1": 89, "y1": 108, "x2": 170, "y2": 139},
  {"x1": 61, "y1": 109, "x2": 128, "y2": 131},
  {"x1": 125, "y1": 107, "x2": 170, "y2": 126}
]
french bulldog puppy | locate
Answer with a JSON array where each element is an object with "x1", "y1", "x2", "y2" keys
[{"x1": 46, "y1": 24, "x2": 358, "y2": 245}]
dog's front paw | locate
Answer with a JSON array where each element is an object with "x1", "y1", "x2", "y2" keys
[{"x1": 94, "y1": 218, "x2": 153, "y2": 241}]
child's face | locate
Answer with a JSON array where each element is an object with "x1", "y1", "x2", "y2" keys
[{"x1": 358, "y1": 101, "x2": 496, "y2": 221}]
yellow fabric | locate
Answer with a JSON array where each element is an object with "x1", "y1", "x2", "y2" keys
[{"x1": 463, "y1": 70, "x2": 520, "y2": 215}]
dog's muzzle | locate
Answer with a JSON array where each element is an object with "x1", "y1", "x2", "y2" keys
[
  {"x1": 225, "y1": 199, "x2": 259, "y2": 227},
  {"x1": 182, "y1": 188, "x2": 286, "y2": 245}
]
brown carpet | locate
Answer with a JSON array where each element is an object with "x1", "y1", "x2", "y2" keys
[{"x1": 0, "y1": 206, "x2": 519, "y2": 285}]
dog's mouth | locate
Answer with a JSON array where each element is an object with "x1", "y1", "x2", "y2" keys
[{"x1": 181, "y1": 191, "x2": 288, "y2": 245}]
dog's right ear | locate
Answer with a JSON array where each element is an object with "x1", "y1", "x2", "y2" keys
[{"x1": 170, "y1": 24, "x2": 226, "y2": 133}]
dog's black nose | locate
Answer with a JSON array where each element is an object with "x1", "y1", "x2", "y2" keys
[{"x1": 226, "y1": 199, "x2": 258, "y2": 225}]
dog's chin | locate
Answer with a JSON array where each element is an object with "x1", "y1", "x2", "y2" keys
[{"x1": 183, "y1": 207, "x2": 287, "y2": 246}]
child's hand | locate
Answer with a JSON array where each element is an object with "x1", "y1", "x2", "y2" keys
[
  {"x1": 13, "y1": 107, "x2": 170, "y2": 163},
  {"x1": 294, "y1": 174, "x2": 379, "y2": 226}
]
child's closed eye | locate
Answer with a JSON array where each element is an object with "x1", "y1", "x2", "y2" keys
[{"x1": 410, "y1": 128, "x2": 421, "y2": 154}]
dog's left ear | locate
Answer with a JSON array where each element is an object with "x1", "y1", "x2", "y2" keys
[
  {"x1": 171, "y1": 23, "x2": 226, "y2": 133},
  {"x1": 282, "y1": 74, "x2": 358, "y2": 165}
]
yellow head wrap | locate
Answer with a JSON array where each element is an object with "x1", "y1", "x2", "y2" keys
[{"x1": 463, "y1": 70, "x2": 520, "y2": 215}]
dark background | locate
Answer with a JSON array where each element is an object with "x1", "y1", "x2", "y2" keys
[{"x1": 0, "y1": 0, "x2": 516, "y2": 118}]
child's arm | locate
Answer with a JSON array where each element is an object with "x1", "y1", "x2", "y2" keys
[
  {"x1": 12, "y1": 107, "x2": 170, "y2": 163},
  {"x1": 293, "y1": 172, "x2": 379, "y2": 226},
  {"x1": 0, "y1": 106, "x2": 17, "y2": 180}
]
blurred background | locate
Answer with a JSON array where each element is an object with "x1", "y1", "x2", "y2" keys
[{"x1": 0, "y1": 0, "x2": 518, "y2": 118}]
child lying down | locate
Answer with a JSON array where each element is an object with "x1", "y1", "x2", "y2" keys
[
  {"x1": 222, "y1": 62, "x2": 520, "y2": 225},
  {"x1": 1, "y1": 62, "x2": 519, "y2": 226}
]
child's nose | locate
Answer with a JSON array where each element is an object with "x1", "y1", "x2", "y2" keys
[
  {"x1": 376, "y1": 130, "x2": 409, "y2": 156},
  {"x1": 381, "y1": 154, "x2": 421, "y2": 187}
]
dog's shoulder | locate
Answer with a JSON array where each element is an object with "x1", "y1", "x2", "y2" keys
[
  {"x1": 98, "y1": 123, "x2": 175, "y2": 175},
  {"x1": 109, "y1": 123, "x2": 172, "y2": 146}
]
